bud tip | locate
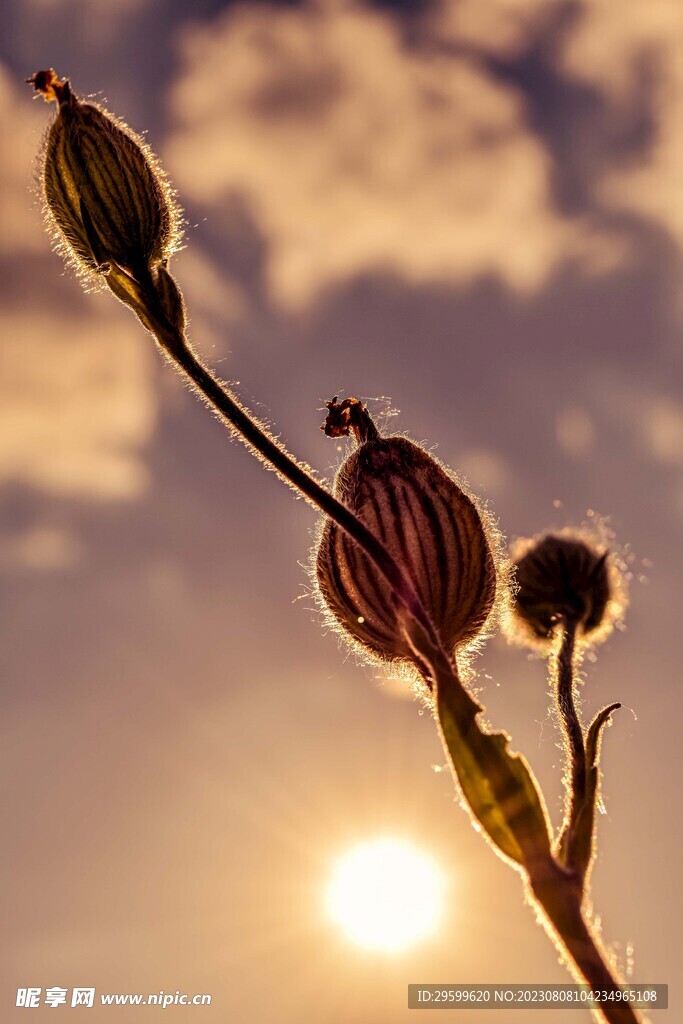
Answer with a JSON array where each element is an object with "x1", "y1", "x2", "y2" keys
[
  {"x1": 27, "y1": 68, "x2": 70, "y2": 105},
  {"x1": 321, "y1": 397, "x2": 379, "y2": 442}
]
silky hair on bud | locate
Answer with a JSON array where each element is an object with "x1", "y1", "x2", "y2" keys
[
  {"x1": 312, "y1": 402, "x2": 512, "y2": 686},
  {"x1": 505, "y1": 525, "x2": 628, "y2": 651},
  {"x1": 31, "y1": 70, "x2": 183, "y2": 287}
]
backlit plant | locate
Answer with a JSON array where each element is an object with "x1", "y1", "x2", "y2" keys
[{"x1": 28, "y1": 70, "x2": 642, "y2": 1024}]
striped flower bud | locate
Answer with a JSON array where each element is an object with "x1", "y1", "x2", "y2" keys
[
  {"x1": 510, "y1": 533, "x2": 618, "y2": 643},
  {"x1": 28, "y1": 69, "x2": 181, "y2": 282},
  {"x1": 315, "y1": 399, "x2": 497, "y2": 666}
]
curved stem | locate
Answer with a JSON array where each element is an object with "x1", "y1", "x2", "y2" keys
[
  {"x1": 152, "y1": 323, "x2": 438, "y2": 649},
  {"x1": 556, "y1": 618, "x2": 587, "y2": 849}
]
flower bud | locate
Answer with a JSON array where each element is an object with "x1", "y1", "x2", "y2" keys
[
  {"x1": 29, "y1": 69, "x2": 181, "y2": 281},
  {"x1": 315, "y1": 399, "x2": 496, "y2": 665},
  {"x1": 510, "y1": 532, "x2": 617, "y2": 642}
]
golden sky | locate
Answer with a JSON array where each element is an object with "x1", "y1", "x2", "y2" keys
[{"x1": 1, "y1": 1, "x2": 681, "y2": 1020}]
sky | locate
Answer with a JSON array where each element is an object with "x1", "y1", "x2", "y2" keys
[{"x1": 1, "y1": 0, "x2": 681, "y2": 1020}]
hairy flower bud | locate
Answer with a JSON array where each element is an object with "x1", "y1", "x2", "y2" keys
[
  {"x1": 315, "y1": 399, "x2": 496, "y2": 665},
  {"x1": 29, "y1": 69, "x2": 181, "y2": 281},
  {"x1": 510, "y1": 533, "x2": 617, "y2": 643}
]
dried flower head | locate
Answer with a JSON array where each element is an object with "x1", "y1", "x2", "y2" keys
[
  {"x1": 315, "y1": 398, "x2": 497, "y2": 668},
  {"x1": 509, "y1": 531, "x2": 624, "y2": 645},
  {"x1": 28, "y1": 69, "x2": 182, "y2": 282}
]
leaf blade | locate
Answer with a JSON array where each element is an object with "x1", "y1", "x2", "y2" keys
[{"x1": 436, "y1": 670, "x2": 553, "y2": 866}]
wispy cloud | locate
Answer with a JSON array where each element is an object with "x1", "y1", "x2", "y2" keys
[
  {"x1": 0, "y1": 309, "x2": 156, "y2": 499},
  {"x1": 560, "y1": 0, "x2": 683, "y2": 247}
]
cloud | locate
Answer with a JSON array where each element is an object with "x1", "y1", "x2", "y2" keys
[
  {"x1": 430, "y1": 0, "x2": 566, "y2": 59},
  {"x1": 0, "y1": 66, "x2": 52, "y2": 255},
  {"x1": 559, "y1": 0, "x2": 683, "y2": 247},
  {"x1": 0, "y1": 524, "x2": 82, "y2": 570},
  {"x1": 0, "y1": 308, "x2": 156, "y2": 500},
  {"x1": 585, "y1": 372, "x2": 683, "y2": 516},
  {"x1": 166, "y1": 1, "x2": 614, "y2": 309}
]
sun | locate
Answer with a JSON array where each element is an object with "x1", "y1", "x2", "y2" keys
[{"x1": 326, "y1": 838, "x2": 444, "y2": 952}]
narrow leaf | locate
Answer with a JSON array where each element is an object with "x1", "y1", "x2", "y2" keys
[
  {"x1": 436, "y1": 668, "x2": 553, "y2": 866},
  {"x1": 558, "y1": 702, "x2": 621, "y2": 882},
  {"x1": 400, "y1": 611, "x2": 552, "y2": 867}
]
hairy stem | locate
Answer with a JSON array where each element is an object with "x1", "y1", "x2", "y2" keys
[
  {"x1": 556, "y1": 618, "x2": 587, "y2": 850},
  {"x1": 406, "y1": 620, "x2": 638, "y2": 1024},
  {"x1": 152, "y1": 323, "x2": 438, "y2": 648},
  {"x1": 529, "y1": 859, "x2": 640, "y2": 1024}
]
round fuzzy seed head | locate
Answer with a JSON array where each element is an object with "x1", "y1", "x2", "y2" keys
[
  {"x1": 315, "y1": 403, "x2": 497, "y2": 666},
  {"x1": 511, "y1": 533, "x2": 614, "y2": 642},
  {"x1": 30, "y1": 70, "x2": 181, "y2": 281}
]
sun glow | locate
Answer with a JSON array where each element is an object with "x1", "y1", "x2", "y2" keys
[{"x1": 326, "y1": 839, "x2": 444, "y2": 952}]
